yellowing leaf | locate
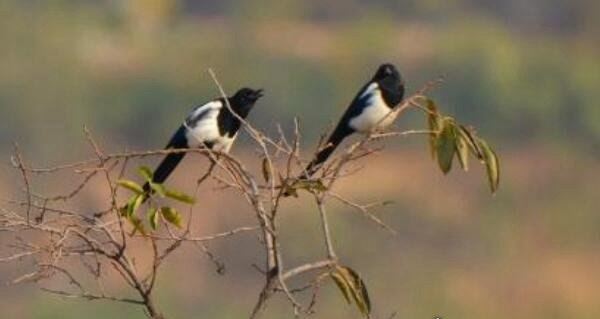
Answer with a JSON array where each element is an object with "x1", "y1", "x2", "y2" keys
[
  {"x1": 331, "y1": 265, "x2": 371, "y2": 317},
  {"x1": 436, "y1": 118, "x2": 456, "y2": 174},
  {"x1": 330, "y1": 271, "x2": 353, "y2": 304},
  {"x1": 425, "y1": 98, "x2": 440, "y2": 115},
  {"x1": 289, "y1": 179, "x2": 327, "y2": 193},
  {"x1": 454, "y1": 128, "x2": 469, "y2": 171},
  {"x1": 458, "y1": 125, "x2": 484, "y2": 160},
  {"x1": 117, "y1": 179, "x2": 144, "y2": 195},
  {"x1": 426, "y1": 99, "x2": 442, "y2": 158},
  {"x1": 160, "y1": 207, "x2": 183, "y2": 228},
  {"x1": 148, "y1": 207, "x2": 159, "y2": 230},
  {"x1": 477, "y1": 139, "x2": 500, "y2": 194},
  {"x1": 343, "y1": 267, "x2": 371, "y2": 316},
  {"x1": 283, "y1": 186, "x2": 298, "y2": 197},
  {"x1": 261, "y1": 157, "x2": 271, "y2": 183}
]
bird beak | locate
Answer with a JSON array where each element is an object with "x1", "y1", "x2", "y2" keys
[{"x1": 254, "y1": 89, "x2": 264, "y2": 99}]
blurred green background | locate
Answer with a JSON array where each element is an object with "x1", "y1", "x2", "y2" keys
[{"x1": 0, "y1": 1, "x2": 599, "y2": 318}]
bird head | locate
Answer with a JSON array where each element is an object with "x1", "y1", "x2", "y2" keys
[
  {"x1": 373, "y1": 63, "x2": 405, "y2": 105},
  {"x1": 230, "y1": 88, "x2": 264, "y2": 117},
  {"x1": 373, "y1": 64, "x2": 402, "y2": 85}
]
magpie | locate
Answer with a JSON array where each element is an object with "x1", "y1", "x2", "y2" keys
[
  {"x1": 302, "y1": 63, "x2": 405, "y2": 177},
  {"x1": 142, "y1": 88, "x2": 263, "y2": 195}
]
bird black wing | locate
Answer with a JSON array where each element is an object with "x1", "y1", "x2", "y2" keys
[
  {"x1": 140, "y1": 99, "x2": 223, "y2": 197},
  {"x1": 302, "y1": 83, "x2": 373, "y2": 177},
  {"x1": 303, "y1": 119, "x2": 353, "y2": 177},
  {"x1": 143, "y1": 125, "x2": 188, "y2": 193}
]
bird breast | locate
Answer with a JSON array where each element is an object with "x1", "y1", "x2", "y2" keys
[
  {"x1": 184, "y1": 101, "x2": 236, "y2": 152},
  {"x1": 349, "y1": 83, "x2": 397, "y2": 133}
]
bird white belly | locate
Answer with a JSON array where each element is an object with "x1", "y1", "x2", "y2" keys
[
  {"x1": 349, "y1": 92, "x2": 396, "y2": 133},
  {"x1": 185, "y1": 124, "x2": 235, "y2": 152},
  {"x1": 186, "y1": 119, "x2": 219, "y2": 143},
  {"x1": 212, "y1": 135, "x2": 235, "y2": 152},
  {"x1": 182, "y1": 101, "x2": 236, "y2": 153}
]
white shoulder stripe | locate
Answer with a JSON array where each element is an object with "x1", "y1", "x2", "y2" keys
[
  {"x1": 349, "y1": 82, "x2": 395, "y2": 133},
  {"x1": 359, "y1": 82, "x2": 379, "y2": 99},
  {"x1": 186, "y1": 100, "x2": 222, "y2": 126},
  {"x1": 189, "y1": 100, "x2": 222, "y2": 118}
]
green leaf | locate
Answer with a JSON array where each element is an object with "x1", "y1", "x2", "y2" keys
[
  {"x1": 454, "y1": 127, "x2": 469, "y2": 171},
  {"x1": 331, "y1": 266, "x2": 371, "y2": 317},
  {"x1": 122, "y1": 194, "x2": 144, "y2": 218},
  {"x1": 426, "y1": 99, "x2": 442, "y2": 158},
  {"x1": 148, "y1": 207, "x2": 159, "y2": 230},
  {"x1": 117, "y1": 179, "x2": 144, "y2": 195},
  {"x1": 131, "y1": 194, "x2": 144, "y2": 216},
  {"x1": 137, "y1": 166, "x2": 154, "y2": 182},
  {"x1": 164, "y1": 189, "x2": 196, "y2": 204},
  {"x1": 160, "y1": 207, "x2": 183, "y2": 228},
  {"x1": 436, "y1": 118, "x2": 456, "y2": 174},
  {"x1": 477, "y1": 139, "x2": 500, "y2": 194},
  {"x1": 149, "y1": 182, "x2": 167, "y2": 197}
]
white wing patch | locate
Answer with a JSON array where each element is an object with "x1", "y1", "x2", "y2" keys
[
  {"x1": 349, "y1": 83, "x2": 397, "y2": 133},
  {"x1": 183, "y1": 100, "x2": 236, "y2": 152}
]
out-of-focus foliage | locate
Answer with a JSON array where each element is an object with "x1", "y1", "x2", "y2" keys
[{"x1": 0, "y1": 0, "x2": 598, "y2": 160}]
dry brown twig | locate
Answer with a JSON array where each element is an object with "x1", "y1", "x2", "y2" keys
[{"x1": 0, "y1": 70, "x2": 444, "y2": 319}]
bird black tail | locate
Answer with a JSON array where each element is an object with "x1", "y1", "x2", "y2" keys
[
  {"x1": 303, "y1": 124, "x2": 352, "y2": 178},
  {"x1": 142, "y1": 152, "x2": 186, "y2": 194}
]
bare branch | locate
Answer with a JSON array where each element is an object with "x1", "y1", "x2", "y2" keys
[{"x1": 0, "y1": 71, "x2": 447, "y2": 319}]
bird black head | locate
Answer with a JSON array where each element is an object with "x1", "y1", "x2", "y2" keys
[
  {"x1": 229, "y1": 88, "x2": 263, "y2": 117},
  {"x1": 373, "y1": 63, "x2": 402, "y2": 83},
  {"x1": 372, "y1": 63, "x2": 405, "y2": 106}
]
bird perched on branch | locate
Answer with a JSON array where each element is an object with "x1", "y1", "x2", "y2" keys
[
  {"x1": 302, "y1": 63, "x2": 405, "y2": 177},
  {"x1": 142, "y1": 88, "x2": 263, "y2": 195}
]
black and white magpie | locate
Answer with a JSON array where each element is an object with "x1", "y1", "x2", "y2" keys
[
  {"x1": 303, "y1": 63, "x2": 405, "y2": 177},
  {"x1": 142, "y1": 88, "x2": 263, "y2": 194}
]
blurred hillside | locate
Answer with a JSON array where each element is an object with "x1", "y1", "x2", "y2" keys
[
  {"x1": 0, "y1": 0, "x2": 599, "y2": 160},
  {"x1": 1, "y1": 1, "x2": 600, "y2": 319},
  {"x1": 1, "y1": 148, "x2": 599, "y2": 319}
]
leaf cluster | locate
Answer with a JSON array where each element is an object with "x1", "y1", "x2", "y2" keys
[
  {"x1": 426, "y1": 99, "x2": 500, "y2": 193},
  {"x1": 117, "y1": 166, "x2": 195, "y2": 234}
]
